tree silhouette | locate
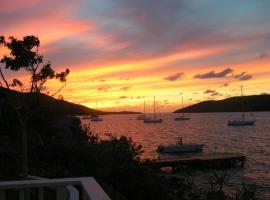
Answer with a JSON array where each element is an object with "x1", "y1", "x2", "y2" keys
[
  {"x1": 0, "y1": 35, "x2": 69, "y2": 94},
  {"x1": 9, "y1": 78, "x2": 25, "y2": 92},
  {"x1": 0, "y1": 36, "x2": 10, "y2": 89}
]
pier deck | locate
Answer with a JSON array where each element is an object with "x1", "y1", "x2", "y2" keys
[{"x1": 151, "y1": 153, "x2": 245, "y2": 171}]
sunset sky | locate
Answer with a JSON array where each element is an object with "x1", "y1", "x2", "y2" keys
[{"x1": 1, "y1": 0, "x2": 270, "y2": 112}]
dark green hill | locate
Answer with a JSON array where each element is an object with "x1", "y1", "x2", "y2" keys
[{"x1": 174, "y1": 94, "x2": 270, "y2": 113}]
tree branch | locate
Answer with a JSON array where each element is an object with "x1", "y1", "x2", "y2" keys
[
  {"x1": 51, "y1": 81, "x2": 67, "y2": 97},
  {"x1": 0, "y1": 67, "x2": 10, "y2": 89}
]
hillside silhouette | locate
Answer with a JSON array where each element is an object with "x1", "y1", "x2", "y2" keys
[
  {"x1": 174, "y1": 94, "x2": 270, "y2": 113},
  {"x1": 0, "y1": 87, "x2": 138, "y2": 115}
]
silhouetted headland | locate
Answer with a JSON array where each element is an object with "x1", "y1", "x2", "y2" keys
[
  {"x1": 174, "y1": 94, "x2": 270, "y2": 113},
  {"x1": 0, "y1": 87, "x2": 139, "y2": 116}
]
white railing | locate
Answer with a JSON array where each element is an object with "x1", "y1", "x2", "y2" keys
[
  {"x1": 0, "y1": 177, "x2": 110, "y2": 200},
  {"x1": 25, "y1": 175, "x2": 79, "y2": 200}
]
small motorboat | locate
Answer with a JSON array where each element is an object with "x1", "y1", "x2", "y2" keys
[
  {"x1": 91, "y1": 115, "x2": 103, "y2": 122},
  {"x1": 228, "y1": 119, "x2": 255, "y2": 126},
  {"x1": 157, "y1": 137, "x2": 204, "y2": 154}
]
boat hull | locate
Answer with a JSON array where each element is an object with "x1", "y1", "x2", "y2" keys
[
  {"x1": 228, "y1": 120, "x2": 255, "y2": 126},
  {"x1": 91, "y1": 118, "x2": 103, "y2": 122},
  {"x1": 91, "y1": 115, "x2": 103, "y2": 122},
  {"x1": 175, "y1": 117, "x2": 190, "y2": 121},
  {"x1": 144, "y1": 118, "x2": 162, "y2": 123},
  {"x1": 157, "y1": 144, "x2": 203, "y2": 154},
  {"x1": 82, "y1": 116, "x2": 92, "y2": 119}
]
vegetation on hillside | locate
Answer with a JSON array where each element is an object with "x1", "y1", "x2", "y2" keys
[
  {"x1": 0, "y1": 87, "x2": 104, "y2": 116},
  {"x1": 174, "y1": 94, "x2": 270, "y2": 113}
]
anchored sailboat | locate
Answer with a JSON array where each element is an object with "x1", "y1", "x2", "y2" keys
[
  {"x1": 91, "y1": 101, "x2": 103, "y2": 122},
  {"x1": 144, "y1": 96, "x2": 162, "y2": 123},
  {"x1": 175, "y1": 95, "x2": 190, "y2": 121},
  {"x1": 228, "y1": 86, "x2": 255, "y2": 126}
]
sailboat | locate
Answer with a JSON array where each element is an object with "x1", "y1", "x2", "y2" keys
[
  {"x1": 137, "y1": 99, "x2": 147, "y2": 120},
  {"x1": 228, "y1": 86, "x2": 255, "y2": 126},
  {"x1": 175, "y1": 95, "x2": 190, "y2": 121},
  {"x1": 91, "y1": 101, "x2": 103, "y2": 122},
  {"x1": 144, "y1": 96, "x2": 162, "y2": 123}
]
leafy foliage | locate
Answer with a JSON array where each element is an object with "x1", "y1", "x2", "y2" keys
[
  {"x1": 9, "y1": 79, "x2": 24, "y2": 91},
  {"x1": 0, "y1": 35, "x2": 69, "y2": 94},
  {"x1": 230, "y1": 183, "x2": 258, "y2": 200}
]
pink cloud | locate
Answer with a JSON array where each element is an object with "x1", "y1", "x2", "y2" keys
[{"x1": 1, "y1": 0, "x2": 41, "y2": 13}]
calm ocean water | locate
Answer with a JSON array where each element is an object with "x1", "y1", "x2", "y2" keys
[{"x1": 81, "y1": 112, "x2": 270, "y2": 198}]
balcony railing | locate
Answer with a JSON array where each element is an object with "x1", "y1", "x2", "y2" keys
[{"x1": 0, "y1": 177, "x2": 110, "y2": 200}]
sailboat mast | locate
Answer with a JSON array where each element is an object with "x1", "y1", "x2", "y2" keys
[
  {"x1": 144, "y1": 99, "x2": 145, "y2": 114},
  {"x1": 182, "y1": 95, "x2": 184, "y2": 117},
  {"x1": 241, "y1": 86, "x2": 245, "y2": 120},
  {"x1": 154, "y1": 96, "x2": 156, "y2": 119}
]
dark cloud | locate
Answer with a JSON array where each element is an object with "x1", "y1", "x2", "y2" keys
[
  {"x1": 97, "y1": 86, "x2": 111, "y2": 91},
  {"x1": 135, "y1": 96, "x2": 144, "y2": 99},
  {"x1": 163, "y1": 99, "x2": 169, "y2": 104},
  {"x1": 119, "y1": 96, "x2": 128, "y2": 99},
  {"x1": 222, "y1": 83, "x2": 229, "y2": 87},
  {"x1": 204, "y1": 89, "x2": 217, "y2": 94},
  {"x1": 164, "y1": 72, "x2": 184, "y2": 81},
  {"x1": 259, "y1": 52, "x2": 268, "y2": 59},
  {"x1": 238, "y1": 74, "x2": 252, "y2": 81},
  {"x1": 233, "y1": 72, "x2": 252, "y2": 81},
  {"x1": 195, "y1": 68, "x2": 252, "y2": 81},
  {"x1": 211, "y1": 92, "x2": 222, "y2": 96},
  {"x1": 204, "y1": 89, "x2": 222, "y2": 96},
  {"x1": 119, "y1": 86, "x2": 132, "y2": 91},
  {"x1": 118, "y1": 77, "x2": 130, "y2": 80},
  {"x1": 194, "y1": 68, "x2": 233, "y2": 79}
]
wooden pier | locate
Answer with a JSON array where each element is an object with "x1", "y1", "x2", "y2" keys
[{"x1": 150, "y1": 153, "x2": 245, "y2": 171}]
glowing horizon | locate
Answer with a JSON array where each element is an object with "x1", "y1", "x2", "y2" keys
[{"x1": 1, "y1": 0, "x2": 270, "y2": 112}]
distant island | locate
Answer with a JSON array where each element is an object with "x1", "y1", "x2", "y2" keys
[
  {"x1": 0, "y1": 87, "x2": 140, "y2": 115},
  {"x1": 174, "y1": 94, "x2": 270, "y2": 113}
]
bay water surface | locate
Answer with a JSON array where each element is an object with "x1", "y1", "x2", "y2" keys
[{"x1": 81, "y1": 112, "x2": 270, "y2": 198}]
